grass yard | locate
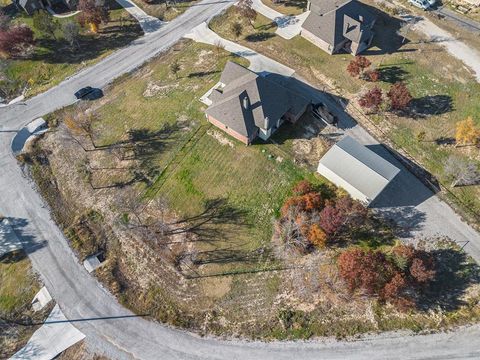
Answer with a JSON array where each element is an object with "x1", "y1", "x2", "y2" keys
[
  {"x1": 210, "y1": 5, "x2": 480, "y2": 224},
  {"x1": 152, "y1": 127, "x2": 324, "y2": 274},
  {"x1": 261, "y1": 0, "x2": 307, "y2": 16},
  {"x1": 1, "y1": 1, "x2": 143, "y2": 99},
  {"x1": 0, "y1": 252, "x2": 39, "y2": 315},
  {"x1": 133, "y1": 0, "x2": 198, "y2": 21},
  {"x1": 0, "y1": 250, "x2": 43, "y2": 358}
]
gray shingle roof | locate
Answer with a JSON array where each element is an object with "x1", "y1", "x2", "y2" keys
[
  {"x1": 206, "y1": 62, "x2": 310, "y2": 139},
  {"x1": 318, "y1": 136, "x2": 400, "y2": 201},
  {"x1": 302, "y1": 0, "x2": 376, "y2": 48}
]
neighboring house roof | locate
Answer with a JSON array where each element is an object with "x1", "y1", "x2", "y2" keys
[
  {"x1": 318, "y1": 136, "x2": 400, "y2": 202},
  {"x1": 206, "y1": 62, "x2": 309, "y2": 139},
  {"x1": 303, "y1": 0, "x2": 376, "y2": 48}
]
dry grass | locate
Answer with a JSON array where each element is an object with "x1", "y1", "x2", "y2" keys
[{"x1": 261, "y1": 0, "x2": 307, "y2": 16}]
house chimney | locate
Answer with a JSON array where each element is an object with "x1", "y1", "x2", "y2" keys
[
  {"x1": 243, "y1": 96, "x2": 250, "y2": 110},
  {"x1": 264, "y1": 116, "x2": 270, "y2": 129}
]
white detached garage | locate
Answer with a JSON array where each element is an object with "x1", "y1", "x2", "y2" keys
[{"x1": 317, "y1": 136, "x2": 400, "y2": 205}]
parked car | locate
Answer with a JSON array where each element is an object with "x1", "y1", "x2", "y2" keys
[
  {"x1": 312, "y1": 102, "x2": 338, "y2": 125},
  {"x1": 74, "y1": 87, "x2": 103, "y2": 100},
  {"x1": 408, "y1": 0, "x2": 432, "y2": 10},
  {"x1": 74, "y1": 86, "x2": 94, "y2": 99}
]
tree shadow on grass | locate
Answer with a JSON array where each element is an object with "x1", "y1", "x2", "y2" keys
[
  {"x1": 245, "y1": 32, "x2": 276, "y2": 42},
  {"x1": 193, "y1": 246, "x2": 274, "y2": 266},
  {"x1": 30, "y1": 23, "x2": 142, "y2": 65},
  {"x1": 418, "y1": 248, "x2": 480, "y2": 311},
  {"x1": 168, "y1": 198, "x2": 249, "y2": 242},
  {"x1": 410, "y1": 95, "x2": 454, "y2": 117},
  {"x1": 89, "y1": 124, "x2": 184, "y2": 189},
  {"x1": 377, "y1": 65, "x2": 409, "y2": 83}
]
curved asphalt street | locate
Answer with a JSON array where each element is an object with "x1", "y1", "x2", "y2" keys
[{"x1": 1, "y1": 1, "x2": 480, "y2": 358}]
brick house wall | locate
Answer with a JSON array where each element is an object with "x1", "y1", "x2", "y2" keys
[{"x1": 207, "y1": 115, "x2": 254, "y2": 145}]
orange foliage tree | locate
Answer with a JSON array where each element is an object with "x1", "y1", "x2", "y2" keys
[{"x1": 455, "y1": 117, "x2": 480, "y2": 146}]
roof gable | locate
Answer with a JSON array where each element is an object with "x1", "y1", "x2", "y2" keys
[
  {"x1": 206, "y1": 62, "x2": 309, "y2": 138},
  {"x1": 303, "y1": 0, "x2": 376, "y2": 46},
  {"x1": 318, "y1": 136, "x2": 400, "y2": 200}
]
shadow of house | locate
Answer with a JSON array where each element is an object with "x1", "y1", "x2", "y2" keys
[
  {"x1": 31, "y1": 22, "x2": 143, "y2": 66},
  {"x1": 361, "y1": 3, "x2": 417, "y2": 56},
  {"x1": 271, "y1": 74, "x2": 354, "y2": 124},
  {"x1": 410, "y1": 95, "x2": 454, "y2": 117}
]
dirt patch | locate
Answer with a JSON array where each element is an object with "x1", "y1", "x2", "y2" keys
[
  {"x1": 195, "y1": 49, "x2": 214, "y2": 66},
  {"x1": 143, "y1": 82, "x2": 179, "y2": 98},
  {"x1": 207, "y1": 129, "x2": 234, "y2": 148},
  {"x1": 201, "y1": 276, "x2": 233, "y2": 299},
  {"x1": 292, "y1": 137, "x2": 332, "y2": 168}
]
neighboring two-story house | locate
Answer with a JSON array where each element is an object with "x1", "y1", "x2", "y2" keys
[
  {"x1": 14, "y1": 0, "x2": 78, "y2": 15},
  {"x1": 301, "y1": 0, "x2": 377, "y2": 55}
]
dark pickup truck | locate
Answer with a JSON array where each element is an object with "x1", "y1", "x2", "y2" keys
[{"x1": 312, "y1": 102, "x2": 338, "y2": 125}]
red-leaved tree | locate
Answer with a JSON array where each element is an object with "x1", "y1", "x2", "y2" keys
[
  {"x1": 347, "y1": 55, "x2": 371, "y2": 78},
  {"x1": 319, "y1": 196, "x2": 368, "y2": 237},
  {"x1": 387, "y1": 82, "x2": 412, "y2": 111},
  {"x1": 338, "y1": 245, "x2": 436, "y2": 310},
  {"x1": 0, "y1": 25, "x2": 34, "y2": 58},
  {"x1": 358, "y1": 86, "x2": 383, "y2": 112}
]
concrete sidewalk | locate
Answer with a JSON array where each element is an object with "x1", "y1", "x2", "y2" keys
[
  {"x1": 115, "y1": 0, "x2": 164, "y2": 34},
  {"x1": 250, "y1": 0, "x2": 308, "y2": 39},
  {"x1": 11, "y1": 305, "x2": 85, "y2": 360},
  {"x1": 184, "y1": 22, "x2": 294, "y2": 75}
]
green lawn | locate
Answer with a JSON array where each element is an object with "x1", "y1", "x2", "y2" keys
[
  {"x1": 1, "y1": 3, "x2": 143, "y2": 98},
  {"x1": 154, "y1": 129, "x2": 323, "y2": 258}
]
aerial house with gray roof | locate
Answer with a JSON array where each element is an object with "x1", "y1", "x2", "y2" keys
[
  {"x1": 317, "y1": 136, "x2": 400, "y2": 205},
  {"x1": 301, "y1": 0, "x2": 376, "y2": 55},
  {"x1": 204, "y1": 61, "x2": 310, "y2": 145}
]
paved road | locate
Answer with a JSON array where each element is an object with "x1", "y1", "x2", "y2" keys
[
  {"x1": 1, "y1": 1, "x2": 480, "y2": 358},
  {"x1": 434, "y1": 5, "x2": 480, "y2": 33}
]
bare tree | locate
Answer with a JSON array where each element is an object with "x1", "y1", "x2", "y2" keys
[
  {"x1": 0, "y1": 11, "x2": 11, "y2": 31},
  {"x1": 444, "y1": 156, "x2": 480, "y2": 187},
  {"x1": 62, "y1": 21, "x2": 80, "y2": 50},
  {"x1": 231, "y1": 21, "x2": 243, "y2": 39},
  {"x1": 237, "y1": 0, "x2": 257, "y2": 28}
]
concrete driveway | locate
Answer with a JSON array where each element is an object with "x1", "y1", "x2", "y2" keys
[
  {"x1": 115, "y1": 0, "x2": 164, "y2": 34},
  {"x1": 184, "y1": 22, "x2": 295, "y2": 75},
  {"x1": 250, "y1": 0, "x2": 309, "y2": 39},
  {"x1": 11, "y1": 305, "x2": 85, "y2": 360}
]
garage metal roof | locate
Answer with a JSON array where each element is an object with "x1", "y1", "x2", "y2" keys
[{"x1": 318, "y1": 136, "x2": 400, "y2": 202}]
